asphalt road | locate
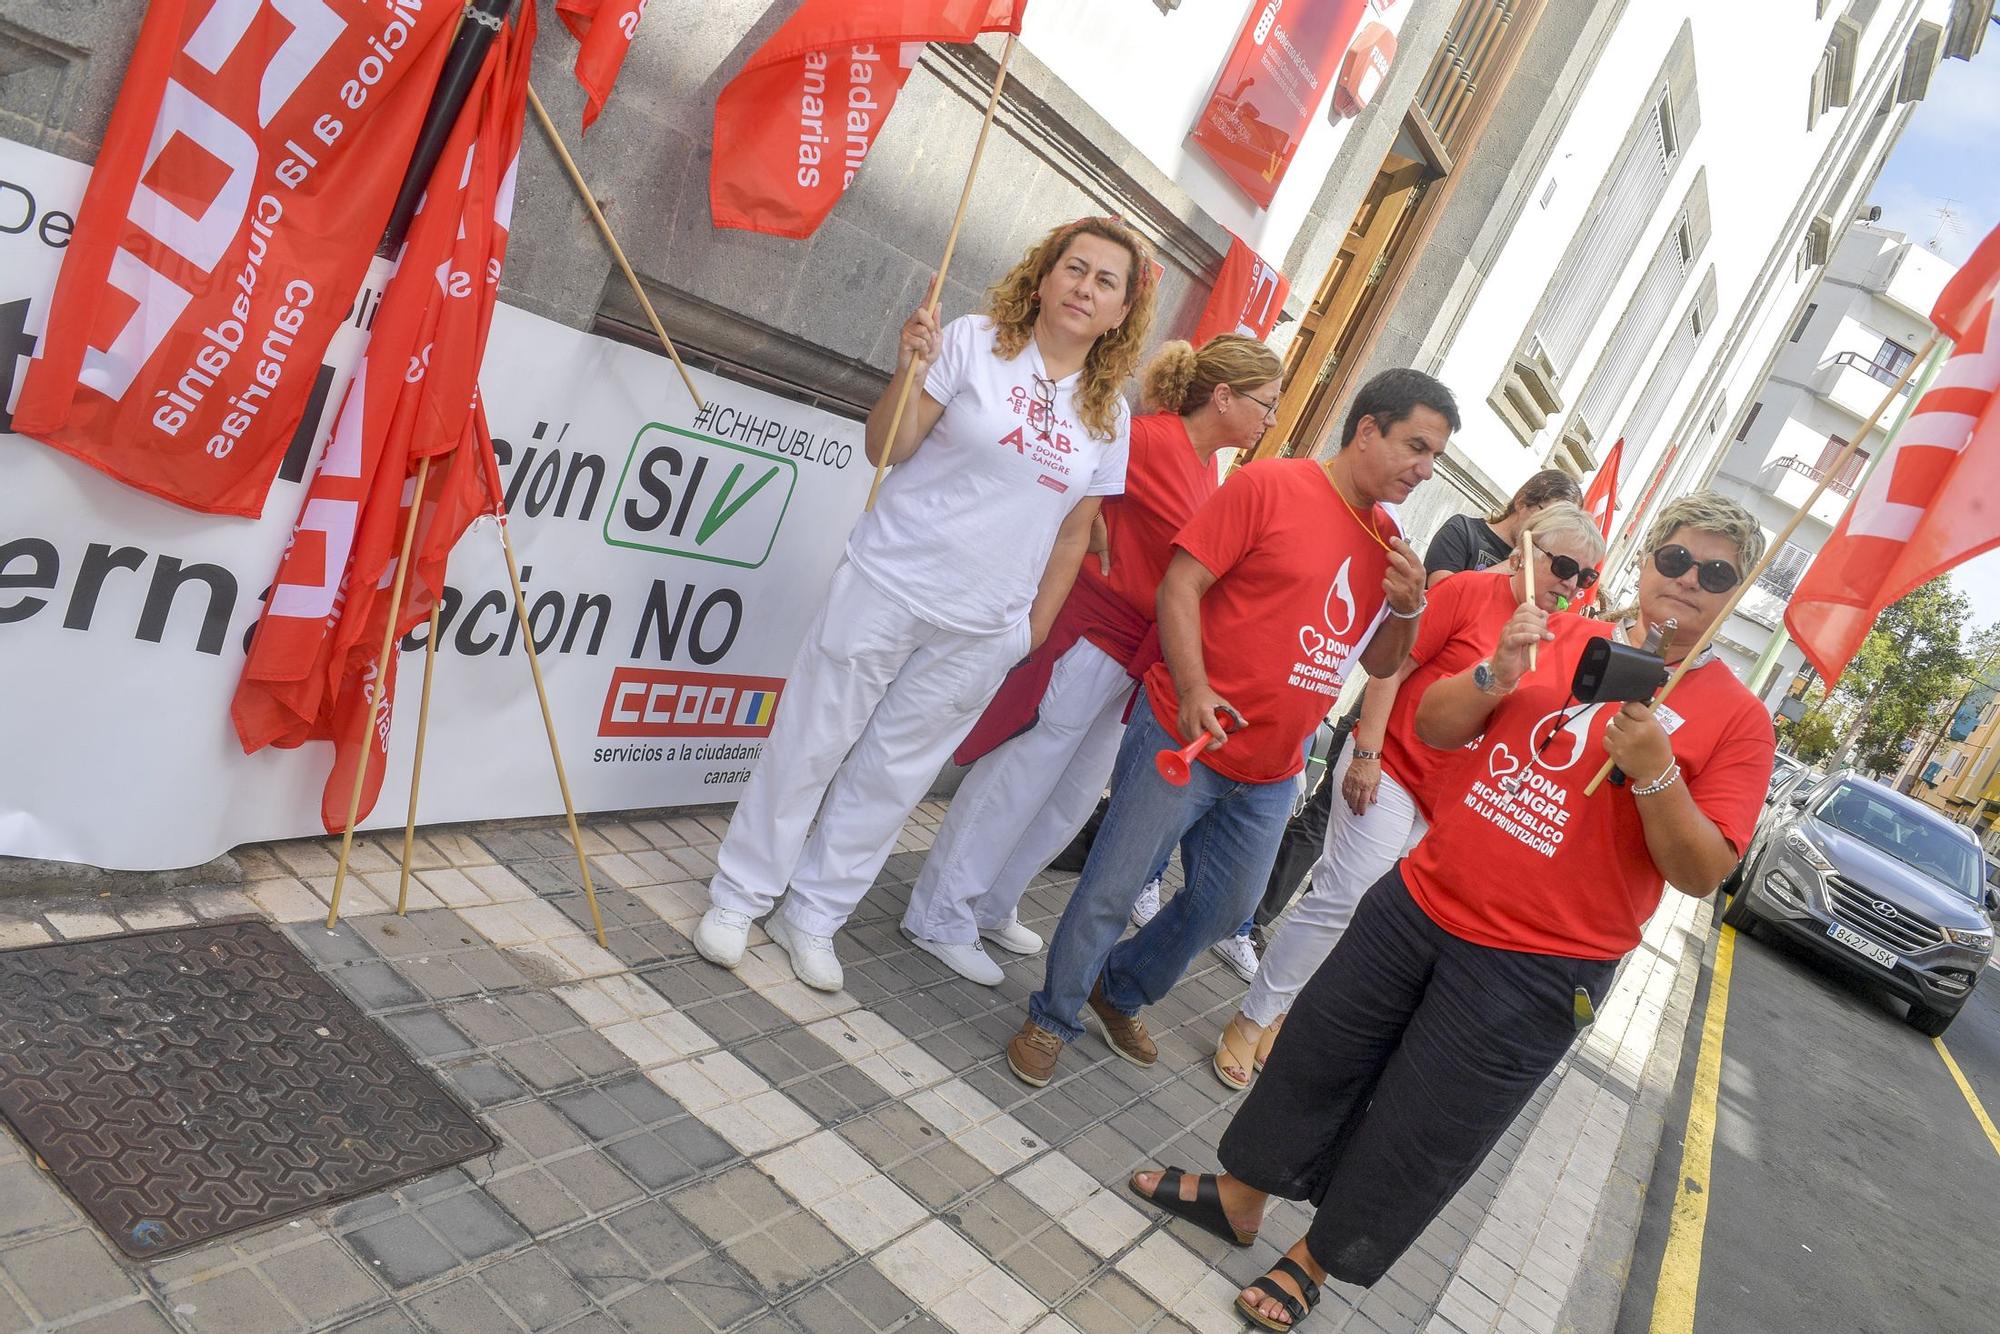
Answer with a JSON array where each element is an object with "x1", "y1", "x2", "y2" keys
[{"x1": 1617, "y1": 913, "x2": 2000, "y2": 1334}]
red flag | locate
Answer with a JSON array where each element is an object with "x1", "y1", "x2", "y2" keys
[
  {"x1": 233, "y1": 3, "x2": 534, "y2": 832},
  {"x1": 1786, "y1": 291, "x2": 2000, "y2": 686},
  {"x1": 10, "y1": 0, "x2": 456, "y2": 516},
  {"x1": 711, "y1": 0, "x2": 1028, "y2": 238},
  {"x1": 1192, "y1": 236, "x2": 1290, "y2": 345},
  {"x1": 1582, "y1": 438, "x2": 1624, "y2": 539},
  {"x1": 557, "y1": 0, "x2": 646, "y2": 132},
  {"x1": 1935, "y1": 221, "x2": 2000, "y2": 343}
]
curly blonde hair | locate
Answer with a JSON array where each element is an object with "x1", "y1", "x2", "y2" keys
[
  {"x1": 1139, "y1": 335, "x2": 1282, "y2": 415},
  {"x1": 984, "y1": 217, "x2": 1160, "y2": 441}
]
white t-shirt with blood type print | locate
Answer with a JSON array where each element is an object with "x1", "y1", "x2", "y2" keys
[{"x1": 846, "y1": 316, "x2": 1130, "y2": 636}]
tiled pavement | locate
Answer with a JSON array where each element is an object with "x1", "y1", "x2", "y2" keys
[{"x1": 0, "y1": 803, "x2": 1713, "y2": 1333}]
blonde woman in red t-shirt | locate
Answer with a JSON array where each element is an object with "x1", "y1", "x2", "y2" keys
[
  {"x1": 1129, "y1": 493, "x2": 1773, "y2": 1330},
  {"x1": 1211, "y1": 501, "x2": 1607, "y2": 1089},
  {"x1": 902, "y1": 335, "x2": 1284, "y2": 985}
]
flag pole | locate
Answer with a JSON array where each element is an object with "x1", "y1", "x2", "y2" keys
[
  {"x1": 865, "y1": 33, "x2": 1018, "y2": 511},
  {"x1": 1523, "y1": 531, "x2": 1538, "y2": 670},
  {"x1": 495, "y1": 518, "x2": 609, "y2": 948},
  {"x1": 1581, "y1": 334, "x2": 1940, "y2": 797},
  {"x1": 396, "y1": 598, "x2": 445, "y2": 915},
  {"x1": 524, "y1": 83, "x2": 704, "y2": 413},
  {"x1": 329, "y1": 454, "x2": 434, "y2": 928}
]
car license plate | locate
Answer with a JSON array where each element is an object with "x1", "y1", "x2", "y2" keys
[{"x1": 1827, "y1": 922, "x2": 1898, "y2": 969}]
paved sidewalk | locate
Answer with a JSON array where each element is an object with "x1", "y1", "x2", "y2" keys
[{"x1": 0, "y1": 804, "x2": 1709, "y2": 1334}]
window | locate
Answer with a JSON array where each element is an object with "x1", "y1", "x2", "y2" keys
[
  {"x1": 1756, "y1": 541, "x2": 1814, "y2": 598},
  {"x1": 1790, "y1": 304, "x2": 1818, "y2": 343},
  {"x1": 1873, "y1": 338, "x2": 1915, "y2": 379},
  {"x1": 1814, "y1": 435, "x2": 1869, "y2": 490},
  {"x1": 1735, "y1": 401, "x2": 1764, "y2": 442},
  {"x1": 1565, "y1": 174, "x2": 1711, "y2": 449},
  {"x1": 1616, "y1": 267, "x2": 1719, "y2": 457}
]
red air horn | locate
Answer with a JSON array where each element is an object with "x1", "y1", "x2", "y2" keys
[{"x1": 1155, "y1": 706, "x2": 1245, "y2": 786}]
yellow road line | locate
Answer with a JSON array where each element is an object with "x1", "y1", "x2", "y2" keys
[
  {"x1": 1934, "y1": 1037, "x2": 2000, "y2": 1159},
  {"x1": 1649, "y1": 923, "x2": 1737, "y2": 1334}
]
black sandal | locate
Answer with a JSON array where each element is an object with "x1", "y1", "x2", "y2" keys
[
  {"x1": 1236, "y1": 1256, "x2": 1321, "y2": 1331},
  {"x1": 1126, "y1": 1166, "x2": 1257, "y2": 1247}
]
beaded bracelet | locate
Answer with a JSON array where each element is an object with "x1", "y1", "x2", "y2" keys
[{"x1": 1633, "y1": 762, "x2": 1681, "y2": 797}]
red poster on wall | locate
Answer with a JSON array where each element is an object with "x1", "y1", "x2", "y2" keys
[
  {"x1": 1189, "y1": 0, "x2": 1369, "y2": 209},
  {"x1": 1192, "y1": 236, "x2": 1289, "y2": 344}
]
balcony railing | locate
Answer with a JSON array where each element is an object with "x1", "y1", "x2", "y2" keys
[
  {"x1": 1766, "y1": 453, "x2": 1856, "y2": 498},
  {"x1": 1825, "y1": 351, "x2": 1914, "y2": 394}
]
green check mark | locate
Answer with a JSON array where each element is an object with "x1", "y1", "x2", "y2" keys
[{"x1": 696, "y1": 463, "x2": 780, "y2": 545}]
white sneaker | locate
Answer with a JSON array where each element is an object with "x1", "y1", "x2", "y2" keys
[
  {"x1": 1211, "y1": 933, "x2": 1259, "y2": 982},
  {"x1": 910, "y1": 934, "x2": 1005, "y2": 986},
  {"x1": 979, "y1": 914, "x2": 1043, "y2": 956},
  {"x1": 767, "y1": 915, "x2": 844, "y2": 992},
  {"x1": 1130, "y1": 878, "x2": 1162, "y2": 929},
  {"x1": 694, "y1": 906, "x2": 752, "y2": 967}
]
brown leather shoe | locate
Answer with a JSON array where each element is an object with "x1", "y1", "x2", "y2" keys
[
  {"x1": 1089, "y1": 980, "x2": 1157, "y2": 1067},
  {"x1": 1007, "y1": 1019, "x2": 1064, "y2": 1087}
]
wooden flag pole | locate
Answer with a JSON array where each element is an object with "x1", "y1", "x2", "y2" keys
[
  {"x1": 329, "y1": 454, "x2": 433, "y2": 929},
  {"x1": 1523, "y1": 531, "x2": 1538, "y2": 670},
  {"x1": 395, "y1": 599, "x2": 445, "y2": 915},
  {"x1": 1580, "y1": 334, "x2": 1940, "y2": 797},
  {"x1": 495, "y1": 518, "x2": 609, "y2": 947},
  {"x1": 864, "y1": 33, "x2": 1018, "y2": 511},
  {"x1": 525, "y1": 83, "x2": 705, "y2": 413}
]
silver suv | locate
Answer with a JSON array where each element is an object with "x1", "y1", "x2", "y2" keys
[{"x1": 1722, "y1": 771, "x2": 1998, "y2": 1036}]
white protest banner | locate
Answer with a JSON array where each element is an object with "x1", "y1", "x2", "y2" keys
[{"x1": 0, "y1": 137, "x2": 870, "y2": 870}]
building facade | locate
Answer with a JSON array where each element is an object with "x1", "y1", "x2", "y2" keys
[
  {"x1": 4, "y1": 0, "x2": 1987, "y2": 537},
  {"x1": 1707, "y1": 223, "x2": 1955, "y2": 699}
]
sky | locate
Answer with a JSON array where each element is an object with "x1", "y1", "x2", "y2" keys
[{"x1": 1865, "y1": 28, "x2": 2000, "y2": 637}]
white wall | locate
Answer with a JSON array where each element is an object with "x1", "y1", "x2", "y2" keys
[{"x1": 1020, "y1": 0, "x2": 1412, "y2": 263}]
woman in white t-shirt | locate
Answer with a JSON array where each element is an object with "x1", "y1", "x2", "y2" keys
[{"x1": 698, "y1": 216, "x2": 1161, "y2": 994}]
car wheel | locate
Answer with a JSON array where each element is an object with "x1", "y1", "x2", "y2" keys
[
  {"x1": 1719, "y1": 859, "x2": 1746, "y2": 898},
  {"x1": 1720, "y1": 872, "x2": 1760, "y2": 933},
  {"x1": 1906, "y1": 1002, "x2": 1957, "y2": 1038}
]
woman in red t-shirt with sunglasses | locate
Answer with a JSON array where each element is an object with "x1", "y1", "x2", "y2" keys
[{"x1": 1131, "y1": 492, "x2": 1773, "y2": 1331}]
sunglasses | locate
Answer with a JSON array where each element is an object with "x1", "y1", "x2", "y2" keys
[
  {"x1": 1652, "y1": 544, "x2": 1741, "y2": 593},
  {"x1": 1543, "y1": 552, "x2": 1600, "y2": 590}
]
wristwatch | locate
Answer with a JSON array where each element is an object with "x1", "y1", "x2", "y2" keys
[{"x1": 1473, "y1": 661, "x2": 1512, "y2": 696}]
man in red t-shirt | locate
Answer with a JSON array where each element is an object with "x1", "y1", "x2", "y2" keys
[
  {"x1": 1004, "y1": 368, "x2": 1459, "y2": 1093},
  {"x1": 1128, "y1": 493, "x2": 1774, "y2": 1329}
]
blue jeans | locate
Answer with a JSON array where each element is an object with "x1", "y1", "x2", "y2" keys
[{"x1": 1029, "y1": 705, "x2": 1297, "y2": 1042}]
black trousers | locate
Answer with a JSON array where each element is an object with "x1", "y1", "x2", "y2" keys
[{"x1": 1217, "y1": 868, "x2": 1616, "y2": 1287}]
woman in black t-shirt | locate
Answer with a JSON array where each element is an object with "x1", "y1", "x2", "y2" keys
[{"x1": 1422, "y1": 467, "x2": 1580, "y2": 586}]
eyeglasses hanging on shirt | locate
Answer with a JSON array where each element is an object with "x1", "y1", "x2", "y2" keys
[{"x1": 1030, "y1": 375, "x2": 1057, "y2": 444}]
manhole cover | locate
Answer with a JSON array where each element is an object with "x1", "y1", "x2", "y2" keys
[{"x1": 0, "y1": 919, "x2": 497, "y2": 1258}]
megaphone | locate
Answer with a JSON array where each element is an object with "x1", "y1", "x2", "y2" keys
[{"x1": 1569, "y1": 620, "x2": 1676, "y2": 787}]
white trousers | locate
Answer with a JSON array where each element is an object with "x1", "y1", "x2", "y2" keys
[
  {"x1": 903, "y1": 637, "x2": 1133, "y2": 945},
  {"x1": 1240, "y1": 747, "x2": 1428, "y2": 1028},
  {"x1": 707, "y1": 560, "x2": 1030, "y2": 938}
]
